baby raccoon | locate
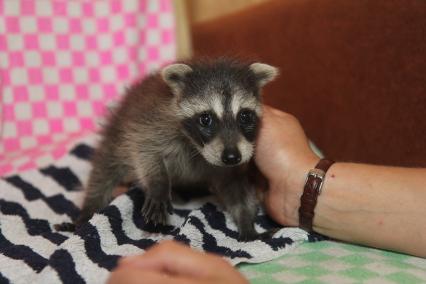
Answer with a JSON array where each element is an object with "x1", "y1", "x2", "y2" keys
[{"x1": 76, "y1": 58, "x2": 278, "y2": 240}]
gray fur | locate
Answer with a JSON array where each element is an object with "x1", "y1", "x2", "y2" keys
[{"x1": 76, "y1": 58, "x2": 278, "y2": 240}]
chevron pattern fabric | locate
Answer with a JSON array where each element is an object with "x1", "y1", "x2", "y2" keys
[{"x1": 0, "y1": 132, "x2": 322, "y2": 283}]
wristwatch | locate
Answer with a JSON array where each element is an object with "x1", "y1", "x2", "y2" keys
[{"x1": 298, "y1": 158, "x2": 335, "y2": 232}]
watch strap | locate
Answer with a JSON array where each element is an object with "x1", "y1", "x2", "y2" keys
[{"x1": 299, "y1": 158, "x2": 335, "y2": 232}]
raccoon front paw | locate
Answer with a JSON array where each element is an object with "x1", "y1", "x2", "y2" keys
[
  {"x1": 237, "y1": 222, "x2": 264, "y2": 242},
  {"x1": 74, "y1": 208, "x2": 94, "y2": 228},
  {"x1": 238, "y1": 227, "x2": 278, "y2": 241},
  {"x1": 239, "y1": 229, "x2": 259, "y2": 242},
  {"x1": 141, "y1": 197, "x2": 173, "y2": 226}
]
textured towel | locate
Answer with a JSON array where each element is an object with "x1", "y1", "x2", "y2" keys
[{"x1": 0, "y1": 133, "x2": 323, "y2": 283}]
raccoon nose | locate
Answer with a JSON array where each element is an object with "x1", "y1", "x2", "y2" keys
[{"x1": 221, "y1": 148, "x2": 242, "y2": 165}]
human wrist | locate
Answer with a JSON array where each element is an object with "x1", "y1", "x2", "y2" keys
[
  {"x1": 287, "y1": 155, "x2": 321, "y2": 197},
  {"x1": 267, "y1": 153, "x2": 319, "y2": 227}
]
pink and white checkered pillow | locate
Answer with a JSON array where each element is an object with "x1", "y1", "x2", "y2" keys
[{"x1": 0, "y1": 0, "x2": 176, "y2": 176}]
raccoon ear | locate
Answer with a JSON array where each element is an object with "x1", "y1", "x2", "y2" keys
[
  {"x1": 161, "y1": 64, "x2": 193, "y2": 96},
  {"x1": 249, "y1": 63, "x2": 279, "y2": 87}
]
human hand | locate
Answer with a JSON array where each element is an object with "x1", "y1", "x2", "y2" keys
[
  {"x1": 107, "y1": 240, "x2": 248, "y2": 284},
  {"x1": 255, "y1": 105, "x2": 319, "y2": 226}
]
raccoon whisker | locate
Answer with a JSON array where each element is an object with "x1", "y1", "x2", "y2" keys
[{"x1": 187, "y1": 149, "x2": 200, "y2": 161}]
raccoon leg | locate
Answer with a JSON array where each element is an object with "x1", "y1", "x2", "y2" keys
[
  {"x1": 214, "y1": 177, "x2": 259, "y2": 241},
  {"x1": 75, "y1": 155, "x2": 126, "y2": 227},
  {"x1": 134, "y1": 157, "x2": 172, "y2": 226}
]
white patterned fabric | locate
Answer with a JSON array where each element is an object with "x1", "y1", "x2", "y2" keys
[{"x1": 0, "y1": 133, "x2": 323, "y2": 283}]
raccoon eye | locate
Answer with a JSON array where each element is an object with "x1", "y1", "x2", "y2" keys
[
  {"x1": 238, "y1": 109, "x2": 255, "y2": 125},
  {"x1": 199, "y1": 113, "x2": 213, "y2": 127}
]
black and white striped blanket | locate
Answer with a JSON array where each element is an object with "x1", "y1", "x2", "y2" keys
[{"x1": 0, "y1": 134, "x2": 322, "y2": 283}]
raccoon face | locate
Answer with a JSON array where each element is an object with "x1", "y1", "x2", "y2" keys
[
  {"x1": 162, "y1": 59, "x2": 278, "y2": 167},
  {"x1": 180, "y1": 104, "x2": 259, "y2": 166}
]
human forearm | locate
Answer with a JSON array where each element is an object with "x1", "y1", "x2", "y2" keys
[
  {"x1": 257, "y1": 106, "x2": 426, "y2": 257},
  {"x1": 313, "y1": 163, "x2": 426, "y2": 257}
]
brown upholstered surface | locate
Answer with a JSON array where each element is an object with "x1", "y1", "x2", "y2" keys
[{"x1": 192, "y1": 0, "x2": 426, "y2": 167}]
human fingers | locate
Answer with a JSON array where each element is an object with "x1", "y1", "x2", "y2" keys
[
  {"x1": 107, "y1": 265, "x2": 198, "y2": 284},
  {"x1": 119, "y1": 241, "x2": 239, "y2": 280}
]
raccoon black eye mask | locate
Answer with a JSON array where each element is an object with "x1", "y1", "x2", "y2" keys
[{"x1": 74, "y1": 58, "x2": 278, "y2": 241}]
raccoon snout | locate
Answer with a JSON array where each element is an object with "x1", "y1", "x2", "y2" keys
[{"x1": 221, "y1": 148, "x2": 242, "y2": 165}]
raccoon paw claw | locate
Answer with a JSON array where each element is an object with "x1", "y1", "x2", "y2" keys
[{"x1": 141, "y1": 198, "x2": 172, "y2": 226}]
